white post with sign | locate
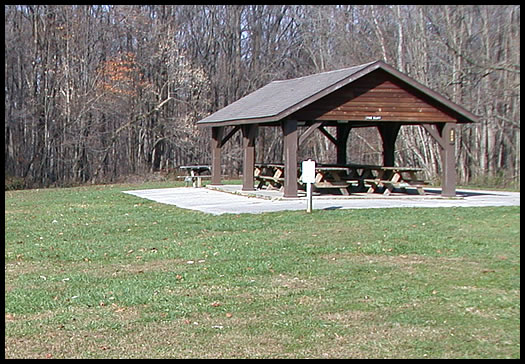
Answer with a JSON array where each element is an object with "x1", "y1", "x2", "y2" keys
[{"x1": 301, "y1": 159, "x2": 316, "y2": 213}]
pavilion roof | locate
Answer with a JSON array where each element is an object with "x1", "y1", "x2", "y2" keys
[{"x1": 196, "y1": 60, "x2": 479, "y2": 127}]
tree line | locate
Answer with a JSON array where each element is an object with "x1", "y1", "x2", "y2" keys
[{"x1": 5, "y1": 5, "x2": 520, "y2": 189}]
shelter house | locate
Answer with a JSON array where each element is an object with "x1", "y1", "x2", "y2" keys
[{"x1": 196, "y1": 60, "x2": 479, "y2": 198}]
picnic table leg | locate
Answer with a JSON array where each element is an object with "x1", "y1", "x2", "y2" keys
[
  {"x1": 355, "y1": 170, "x2": 367, "y2": 192},
  {"x1": 272, "y1": 168, "x2": 284, "y2": 189},
  {"x1": 190, "y1": 171, "x2": 197, "y2": 188},
  {"x1": 366, "y1": 181, "x2": 378, "y2": 194},
  {"x1": 333, "y1": 171, "x2": 350, "y2": 195},
  {"x1": 367, "y1": 169, "x2": 385, "y2": 194},
  {"x1": 254, "y1": 166, "x2": 263, "y2": 190},
  {"x1": 184, "y1": 176, "x2": 191, "y2": 187},
  {"x1": 383, "y1": 173, "x2": 401, "y2": 195},
  {"x1": 408, "y1": 171, "x2": 426, "y2": 195}
]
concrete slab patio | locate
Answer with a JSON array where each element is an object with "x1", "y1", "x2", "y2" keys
[{"x1": 123, "y1": 185, "x2": 520, "y2": 215}]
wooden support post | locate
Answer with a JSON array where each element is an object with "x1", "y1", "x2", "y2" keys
[
  {"x1": 336, "y1": 123, "x2": 351, "y2": 165},
  {"x1": 282, "y1": 119, "x2": 298, "y2": 198},
  {"x1": 378, "y1": 124, "x2": 401, "y2": 167},
  {"x1": 440, "y1": 123, "x2": 456, "y2": 197},
  {"x1": 211, "y1": 127, "x2": 223, "y2": 185},
  {"x1": 242, "y1": 124, "x2": 257, "y2": 191}
]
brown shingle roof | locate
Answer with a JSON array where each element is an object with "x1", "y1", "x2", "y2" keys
[{"x1": 196, "y1": 60, "x2": 478, "y2": 126}]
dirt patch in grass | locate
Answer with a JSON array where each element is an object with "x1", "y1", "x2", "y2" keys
[
  {"x1": 271, "y1": 273, "x2": 317, "y2": 290},
  {"x1": 321, "y1": 252, "x2": 485, "y2": 277},
  {"x1": 5, "y1": 305, "x2": 148, "y2": 359},
  {"x1": 5, "y1": 312, "x2": 289, "y2": 359},
  {"x1": 88, "y1": 258, "x2": 189, "y2": 277}
]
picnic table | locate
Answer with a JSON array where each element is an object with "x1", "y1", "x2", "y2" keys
[
  {"x1": 254, "y1": 163, "x2": 285, "y2": 190},
  {"x1": 302, "y1": 165, "x2": 357, "y2": 195},
  {"x1": 254, "y1": 163, "x2": 363, "y2": 195},
  {"x1": 254, "y1": 163, "x2": 428, "y2": 195},
  {"x1": 361, "y1": 165, "x2": 428, "y2": 195},
  {"x1": 178, "y1": 165, "x2": 211, "y2": 188}
]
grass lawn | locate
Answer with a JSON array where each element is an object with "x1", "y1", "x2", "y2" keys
[{"x1": 4, "y1": 182, "x2": 520, "y2": 358}]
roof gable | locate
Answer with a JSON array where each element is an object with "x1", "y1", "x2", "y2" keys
[
  {"x1": 197, "y1": 60, "x2": 479, "y2": 126},
  {"x1": 290, "y1": 69, "x2": 458, "y2": 123}
]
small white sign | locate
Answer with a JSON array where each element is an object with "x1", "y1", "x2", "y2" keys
[
  {"x1": 301, "y1": 159, "x2": 316, "y2": 184},
  {"x1": 302, "y1": 159, "x2": 316, "y2": 213}
]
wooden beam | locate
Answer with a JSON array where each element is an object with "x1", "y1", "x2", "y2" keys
[
  {"x1": 422, "y1": 124, "x2": 445, "y2": 149},
  {"x1": 219, "y1": 125, "x2": 241, "y2": 148},
  {"x1": 318, "y1": 126, "x2": 337, "y2": 145},
  {"x1": 298, "y1": 121, "x2": 323, "y2": 145}
]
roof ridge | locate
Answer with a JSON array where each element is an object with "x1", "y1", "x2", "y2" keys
[{"x1": 272, "y1": 60, "x2": 380, "y2": 83}]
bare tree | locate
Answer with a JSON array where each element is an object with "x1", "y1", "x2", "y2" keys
[{"x1": 5, "y1": 5, "x2": 520, "y2": 189}]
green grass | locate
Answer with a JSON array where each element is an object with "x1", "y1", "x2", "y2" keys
[{"x1": 5, "y1": 182, "x2": 520, "y2": 358}]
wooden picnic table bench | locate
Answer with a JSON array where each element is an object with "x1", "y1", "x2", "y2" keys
[
  {"x1": 177, "y1": 165, "x2": 211, "y2": 188},
  {"x1": 362, "y1": 166, "x2": 429, "y2": 195}
]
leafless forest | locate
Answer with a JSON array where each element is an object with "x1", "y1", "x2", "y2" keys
[{"x1": 4, "y1": 5, "x2": 520, "y2": 189}]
